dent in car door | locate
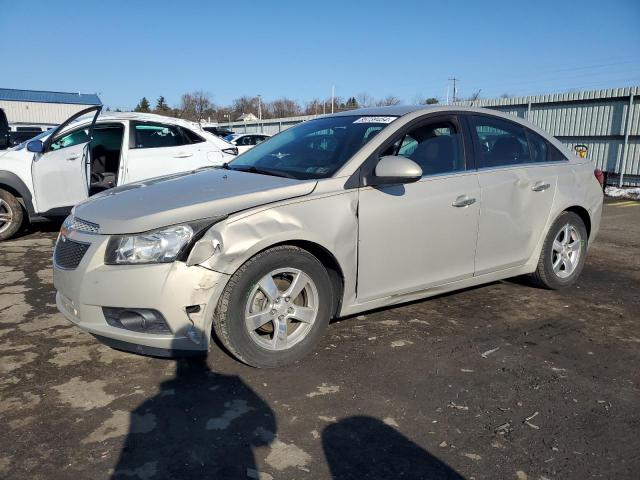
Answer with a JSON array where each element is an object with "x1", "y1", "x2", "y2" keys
[
  {"x1": 468, "y1": 114, "x2": 558, "y2": 274},
  {"x1": 31, "y1": 106, "x2": 101, "y2": 213},
  {"x1": 357, "y1": 115, "x2": 480, "y2": 301},
  {"x1": 475, "y1": 166, "x2": 557, "y2": 274}
]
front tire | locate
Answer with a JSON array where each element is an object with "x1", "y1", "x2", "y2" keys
[
  {"x1": 530, "y1": 211, "x2": 588, "y2": 289},
  {"x1": 213, "y1": 245, "x2": 332, "y2": 368},
  {"x1": 0, "y1": 189, "x2": 24, "y2": 241}
]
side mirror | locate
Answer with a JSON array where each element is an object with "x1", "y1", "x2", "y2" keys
[
  {"x1": 372, "y1": 155, "x2": 422, "y2": 185},
  {"x1": 27, "y1": 140, "x2": 44, "y2": 153}
]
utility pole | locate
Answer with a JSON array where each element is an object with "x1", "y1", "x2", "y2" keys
[
  {"x1": 331, "y1": 85, "x2": 335, "y2": 114},
  {"x1": 257, "y1": 94, "x2": 263, "y2": 133},
  {"x1": 448, "y1": 77, "x2": 458, "y2": 103}
]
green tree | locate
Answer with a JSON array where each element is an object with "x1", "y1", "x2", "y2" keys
[
  {"x1": 424, "y1": 97, "x2": 439, "y2": 104},
  {"x1": 155, "y1": 96, "x2": 170, "y2": 113},
  {"x1": 134, "y1": 97, "x2": 151, "y2": 113},
  {"x1": 345, "y1": 97, "x2": 359, "y2": 109}
]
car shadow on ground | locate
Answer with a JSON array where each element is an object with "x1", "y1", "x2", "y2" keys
[
  {"x1": 323, "y1": 416, "x2": 464, "y2": 479},
  {"x1": 113, "y1": 354, "x2": 464, "y2": 479},
  {"x1": 14, "y1": 218, "x2": 63, "y2": 239}
]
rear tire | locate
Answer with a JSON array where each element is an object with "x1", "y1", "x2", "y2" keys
[
  {"x1": 213, "y1": 245, "x2": 332, "y2": 368},
  {"x1": 530, "y1": 211, "x2": 588, "y2": 289},
  {"x1": 0, "y1": 189, "x2": 24, "y2": 241}
]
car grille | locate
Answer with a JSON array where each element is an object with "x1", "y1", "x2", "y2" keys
[
  {"x1": 54, "y1": 237, "x2": 90, "y2": 270},
  {"x1": 69, "y1": 217, "x2": 100, "y2": 234}
]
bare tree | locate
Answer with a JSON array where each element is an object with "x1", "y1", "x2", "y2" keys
[
  {"x1": 304, "y1": 98, "x2": 323, "y2": 115},
  {"x1": 178, "y1": 91, "x2": 217, "y2": 121},
  {"x1": 231, "y1": 96, "x2": 260, "y2": 120},
  {"x1": 467, "y1": 90, "x2": 482, "y2": 102},
  {"x1": 269, "y1": 97, "x2": 302, "y2": 118},
  {"x1": 376, "y1": 95, "x2": 402, "y2": 106}
]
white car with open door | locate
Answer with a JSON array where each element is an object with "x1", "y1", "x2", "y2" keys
[{"x1": 0, "y1": 107, "x2": 237, "y2": 240}]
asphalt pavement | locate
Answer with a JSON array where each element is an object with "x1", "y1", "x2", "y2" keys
[{"x1": 1, "y1": 199, "x2": 639, "y2": 479}]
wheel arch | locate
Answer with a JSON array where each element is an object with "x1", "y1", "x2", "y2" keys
[
  {"x1": 0, "y1": 170, "x2": 35, "y2": 216},
  {"x1": 248, "y1": 240, "x2": 345, "y2": 318},
  {"x1": 564, "y1": 205, "x2": 591, "y2": 238}
]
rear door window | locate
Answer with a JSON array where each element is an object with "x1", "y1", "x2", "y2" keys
[
  {"x1": 469, "y1": 115, "x2": 531, "y2": 168},
  {"x1": 133, "y1": 123, "x2": 187, "y2": 149}
]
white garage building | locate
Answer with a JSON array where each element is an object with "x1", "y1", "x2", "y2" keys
[{"x1": 0, "y1": 88, "x2": 102, "y2": 130}]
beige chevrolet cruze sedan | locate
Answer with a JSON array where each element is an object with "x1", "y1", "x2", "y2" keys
[{"x1": 53, "y1": 106, "x2": 603, "y2": 367}]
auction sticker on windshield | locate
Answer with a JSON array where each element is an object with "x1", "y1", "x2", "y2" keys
[{"x1": 353, "y1": 116, "x2": 397, "y2": 124}]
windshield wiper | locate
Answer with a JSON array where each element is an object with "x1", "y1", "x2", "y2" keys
[{"x1": 228, "y1": 165, "x2": 297, "y2": 179}]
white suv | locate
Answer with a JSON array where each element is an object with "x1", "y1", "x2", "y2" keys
[{"x1": 0, "y1": 107, "x2": 237, "y2": 240}]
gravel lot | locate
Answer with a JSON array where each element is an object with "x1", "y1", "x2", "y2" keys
[{"x1": 1, "y1": 199, "x2": 639, "y2": 480}]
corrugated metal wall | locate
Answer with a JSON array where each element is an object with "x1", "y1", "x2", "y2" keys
[
  {"x1": 457, "y1": 87, "x2": 639, "y2": 179},
  {"x1": 0, "y1": 100, "x2": 97, "y2": 125},
  {"x1": 224, "y1": 87, "x2": 640, "y2": 180}
]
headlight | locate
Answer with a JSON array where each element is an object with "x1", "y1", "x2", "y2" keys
[{"x1": 104, "y1": 219, "x2": 223, "y2": 265}]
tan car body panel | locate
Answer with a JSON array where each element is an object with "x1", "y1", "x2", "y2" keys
[{"x1": 54, "y1": 106, "x2": 603, "y2": 353}]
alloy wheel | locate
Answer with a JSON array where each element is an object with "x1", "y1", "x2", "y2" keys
[
  {"x1": 0, "y1": 198, "x2": 14, "y2": 235},
  {"x1": 551, "y1": 223, "x2": 582, "y2": 278},
  {"x1": 244, "y1": 268, "x2": 319, "y2": 351}
]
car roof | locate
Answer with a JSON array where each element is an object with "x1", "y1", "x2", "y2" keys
[
  {"x1": 98, "y1": 111, "x2": 199, "y2": 127},
  {"x1": 55, "y1": 111, "x2": 213, "y2": 136},
  {"x1": 332, "y1": 105, "x2": 431, "y2": 117}
]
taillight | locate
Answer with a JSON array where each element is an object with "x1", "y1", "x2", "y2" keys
[
  {"x1": 594, "y1": 169, "x2": 604, "y2": 186},
  {"x1": 222, "y1": 147, "x2": 238, "y2": 155}
]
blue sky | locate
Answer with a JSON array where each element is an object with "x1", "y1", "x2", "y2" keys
[{"x1": 1, "y1": 0, "x2": 638, "y2": 110}]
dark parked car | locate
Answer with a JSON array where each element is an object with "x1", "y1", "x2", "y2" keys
[{"x1": 203, "y1": 126, "x2": 234, "y2": 138}]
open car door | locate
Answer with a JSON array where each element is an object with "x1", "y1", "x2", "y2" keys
[
  {"x1": 0, "y1": 109, "x2": 9, "y2": 150},
  {"x1": 31, "y1": 106, "x2": 101, "y2": 214}
]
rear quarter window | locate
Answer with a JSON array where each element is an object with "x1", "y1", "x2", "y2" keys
[{"x1": 526, "y1": 129, "x2": 567, "y2": 163}]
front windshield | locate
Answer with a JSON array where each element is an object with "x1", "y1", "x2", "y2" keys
[{"x1": 227, "y1": 115, "x2": 397, "y2": 179}]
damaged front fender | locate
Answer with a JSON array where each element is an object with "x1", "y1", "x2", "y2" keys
[{"x1": 191, "y1": 189, "x2": 360, "y2": 315}]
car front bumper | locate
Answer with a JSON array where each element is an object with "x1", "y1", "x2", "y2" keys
[{"x1": 53, "y1": 230, "x2": 230, "y2": 356}]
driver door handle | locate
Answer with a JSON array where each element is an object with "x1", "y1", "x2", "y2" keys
[
  {"x1": 67, "y1": 154, "x2": 80, "y2": 161},
  {"x1": 532, "y1": 182, "x2": 551, "y2": 192},
  {"x1": 452, "y1": 195, "x2": 476, "y2": 207},
  {"x1": 173, "y1": 152, "x2": 194, "y2": 158}
]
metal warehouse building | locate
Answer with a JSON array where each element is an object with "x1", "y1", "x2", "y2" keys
[{"x1": 0, "y1": 88, "x2": 102, "y2": 128}]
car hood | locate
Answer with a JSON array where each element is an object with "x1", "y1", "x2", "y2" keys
[
  {"x1": 0, "y1": 148, "x2": 29, "y2": 160},
  {"x1": 73, "y1": 168, "x2": 317, "y2": 234}
]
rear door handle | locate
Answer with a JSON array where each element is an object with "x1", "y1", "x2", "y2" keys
[
  {"x1": 452, "y1": 195, "x2": 476, "y2": 207},
  {"x1": 532, "y1": 182, "x2": 551, "y2": 192},
  {"x1": 173, "y1": 152, "x2": 194, "y2": 158},
  {"x1": 67, "y1": 155, "x2": 80, "y2": 161}
]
